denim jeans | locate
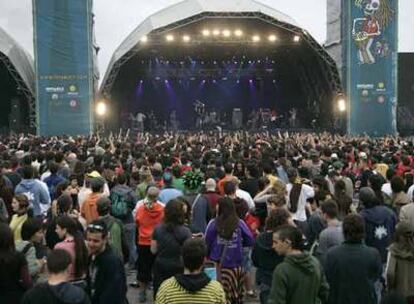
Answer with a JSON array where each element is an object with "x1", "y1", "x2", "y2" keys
[{"x1": 124, "y1": 222, "x2": 137, "y2": 267}]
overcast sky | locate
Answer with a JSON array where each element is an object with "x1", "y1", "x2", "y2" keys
[{"x1": 0, "y1": 0, "x2": 412, "y2": 81}]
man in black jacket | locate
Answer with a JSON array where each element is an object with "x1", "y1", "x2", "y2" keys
[
  {"x1": 325, "y1": 214, "x2": 383, "y2": 304},
  {"x1": 86, "y1": 219, "x2": 127, "y2": 304}
]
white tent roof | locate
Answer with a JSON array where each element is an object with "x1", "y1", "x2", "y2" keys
[
  {"x1": 101, "y1": 0, "x2": 299, "y2": 89},
  {"x1": 0, "y1": 27, "x2": 35, "y2": 95}
]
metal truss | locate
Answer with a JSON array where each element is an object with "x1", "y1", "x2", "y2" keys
[
  {"x1": 101, "y1": 11, "x2": 343, "y2": 102},
  {"x1": 0, "y1": 52, "x2": 37, "y2": 131}
]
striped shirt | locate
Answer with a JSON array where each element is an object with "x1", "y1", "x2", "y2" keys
[{"x1": 156, "y1": 277, "x2": 226, "y2": 304}]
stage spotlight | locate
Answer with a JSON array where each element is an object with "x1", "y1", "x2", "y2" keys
[
  {"x1": 273, "y1": 79, "x2": 276, "y2": 83},
  {"x1": 213, "y1": 79, "x2": 217, "y2": 83},
  {"x1": 96, "y1": 102, "x2": 107, "y2": 117},
  {"x1": 338, "y1": 98, "x2": 346, "y2": 112},
  {"x1": 166, "y1": 34, "x2": 174, "y2": 42},
  {"x1": 140, "y1": 80, "x2": 143, "y2": 83},
  {"x1": 164, "y1": 80, "x2": 169, "y2": 83},
  {"x1": 213, "y1": 29, "x2": 220, "y2": 36},
  {"x1": 236, "y1": 80, "x2": 240, "y2": 83},
  {"x1": 234, "y1": 29, "x2": 243, "y2": 37},
  {"x1": 293, "y1": 35, "x2": 301, "y2": 42},
  {"x1": 222, "y1": 29, "x2": 231, "y2": 37},
  {"x1": 202, "y1": 29, "x2": 210, "y2": 36},
  {"x1": 249, "y1": 79, "x2": 253, "y2": 83},
  {"x1": 183, "y1": 35, "x2": 190, "y2": 42},
  {"x1": 252, "y1": 35, "x2": 260, "y2": 42},
  {"x1": 140, "y1": 35, "x2": 148, "y2": 43},
  {"x1": 268, "y1": 35, "x2": 277, "y2": 42},
  {"x1": 202, "y1": 80, "x2": 206, "y2": 83}
]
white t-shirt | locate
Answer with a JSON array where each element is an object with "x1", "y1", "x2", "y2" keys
[
  {"x1": 381, "y1": 183, "x2": 393, "y2": 198},
  {"x1": 287, "y1": 183, "x2": 315, "y2": 222},
  {"x1": 236, "y1": 188, "x2": 255, "y2": 210},
  {"x1": 407, "y1": 184, "x2": 414, "y2": 202}
]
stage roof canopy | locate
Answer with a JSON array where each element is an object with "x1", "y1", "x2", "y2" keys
[
  {"x1": 101, "y1": 0, "x2": 304, "y2": 90},
  {"x1": 0, "y1": 27, "x2": 35, "y2": 96}
]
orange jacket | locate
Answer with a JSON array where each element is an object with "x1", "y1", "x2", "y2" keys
[
  {"x1": 81, "y1": 192, "x2": 101, "y2": 224},
  {"x1": 135, "y1": 202, "x2": 164, "y2": 246}
]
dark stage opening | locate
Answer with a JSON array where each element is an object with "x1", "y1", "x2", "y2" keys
[
  {"x1": 0, "y1": 56, "x2": 29, "y2": 134},
  {"x1": 103, "y1": 16, "x2": 341, "y2": 131}
]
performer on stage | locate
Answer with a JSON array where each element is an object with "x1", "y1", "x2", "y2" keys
[
  {"x1": 136, "y1": 111, "x2": 146, "y2": 132},
  {"x1": 289, "y1": 108, "x2": 297, "y2": 128}
]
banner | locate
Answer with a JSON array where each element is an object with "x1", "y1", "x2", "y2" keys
[
  {"x1": 33, "y1": 0, "x2": 93, "y2": 136},
  {"x1": 347, "y1": 0, "x2": 398, "y2": 135}
]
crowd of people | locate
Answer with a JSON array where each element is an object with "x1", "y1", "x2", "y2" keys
[{"x1": 0, "y1": 130, "x2": 414, "y2": 304}]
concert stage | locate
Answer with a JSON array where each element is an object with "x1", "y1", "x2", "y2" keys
[{"x1": 101, "y1": 0, "x2": 343, "y2": 132}]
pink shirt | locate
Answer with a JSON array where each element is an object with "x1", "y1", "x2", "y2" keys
[{"x1": 54, "y1": 239, "x2": 76, "y2": 281}]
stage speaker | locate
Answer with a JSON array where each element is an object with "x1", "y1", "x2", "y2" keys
[
  {"x1": 232, "y1": 108, "x2": 242, "y2": 129},
  {"x1": 9, "y1": 98, "x2": 22, "y2": 132},
  {"x1": 398, "y1": 53, "x2": 414, "y2": 105}
]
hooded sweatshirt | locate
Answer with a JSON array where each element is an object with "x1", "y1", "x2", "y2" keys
[
  {"x1": 268, "y1": 253, "x2": 329, "y2": 304},
  {"x1": 135, "y1": 201, "x2": 164, "y2": 245},
  {"x1": 156, "y1": 273, "x2": 226, "y2": 304},
  {"x1": 21, "y1": 281, "x2": 89, "y2": 304},
  {"x1": 360, "y1": 205, "x2": 397, "y2": 262},
  {"x1": 15, "y1": 179, "x2": 50, "y2": 217},
  {"x1": 386, "y1": 243, "x2": 414, "y2": 299}
]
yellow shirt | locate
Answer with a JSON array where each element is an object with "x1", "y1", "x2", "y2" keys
[
  {"x1": 9, "y1": 214, "x2": 28, "y2": 241},
  {"x1": 266, "y1": 174, "x2": 279, "y2": 187}
]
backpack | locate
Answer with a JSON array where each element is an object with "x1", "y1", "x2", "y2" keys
[
  {"x1": 110, "y1": 191, "x2": 129, "y2": 218},
  {"x1": 107, "y1": 217, "x2": 129, "y2": 262}
]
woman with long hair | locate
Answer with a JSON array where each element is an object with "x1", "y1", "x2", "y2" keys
[
  {"x1": 386, "y1": 222, "x2": 414, "y2": 302},
  {"x1": 334, "y1": 179, "x2": 353, "y2": 220},
  {"x1": 0, "y1": 223, "x2": 32, "y2": 303},
  {"x1": 54, "y1": 215, "x2": 88, "y2": 283},
  {"x1": 205, "y1": 197, "x2": 254, "y2": 304},
  {"x1": 46, "y1": 194, "x2": 85, "y2": 249},
  {"x1": 9, "y1": 194, "x2": 30, "y2": 241},
  {"x1": 151, "y1": 199, "x2": 192, "y2": 299}
]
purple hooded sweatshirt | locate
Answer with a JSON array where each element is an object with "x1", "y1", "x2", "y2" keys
[{"x1": 205, "y1": 219, "x2": 254, "y2": 269}]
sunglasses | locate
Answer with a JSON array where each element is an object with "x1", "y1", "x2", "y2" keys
[{"x1": 87, "y1": 224, "x2": 105, "y2": 231}]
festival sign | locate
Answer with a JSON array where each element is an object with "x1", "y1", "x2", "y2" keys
[
  {"x1": 347, "y1": 0, "x2": 398, "y2": 135},
  {"x1": 33, "y1": 0, "x2": 94, "y2": 135}
]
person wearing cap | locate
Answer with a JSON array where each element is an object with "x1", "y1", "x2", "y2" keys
[
  {"x1": 359, "y1": 187, "x2": 397, "y2": 263},
  {"x1": 135, "y1": 186, "x2": 164, "y2": 302},
  {"x1": 81, "y1": 177, "x2": 105, "y2": 224},
  {"x1": 78, "y1": 171, "x2": 110, "y2": 209},
  {"x1": 158, "y1": 172, "x2": 183, "y2": 205}
]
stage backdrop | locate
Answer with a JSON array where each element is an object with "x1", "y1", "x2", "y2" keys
[
  {"x1": 33, "y1": 0, "x2": 94, "y2": 135},
  {"x1": 347, "y1": 0, "x2": 398, "y2": 136}
]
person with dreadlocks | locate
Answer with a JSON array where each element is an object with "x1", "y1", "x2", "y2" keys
[{"x1": 286, "y1": 167, "x2": 314, "y2": 235}]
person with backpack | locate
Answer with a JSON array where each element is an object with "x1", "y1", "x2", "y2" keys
[
  {"x1": 22, "y1": 249, "x2": 90, "y2": 304},
  {"x1": 96, "y1": 197, "x2": 128, "y2": 262},
  {"x1": 135, "y1": 186, "x2": 164, "y2": 302},
  {"x1": 109, "y1": 173, "x2": 137, "y2": 269}
]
